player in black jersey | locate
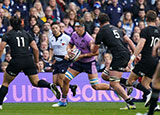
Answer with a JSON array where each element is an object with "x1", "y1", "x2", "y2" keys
[
  {"x1": 91, "y1": 13, "x2": 136, "y2": 110},
  {"x1": 0, "y1": 16, "x2": 60, "y2": 110},
  {"x1": 136, "y1": 11, "x2": 160, "y2": 115}
]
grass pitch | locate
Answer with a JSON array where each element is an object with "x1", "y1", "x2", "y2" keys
[{"x1": 0, "y1": 102, "x2": 159, "y2": 115}]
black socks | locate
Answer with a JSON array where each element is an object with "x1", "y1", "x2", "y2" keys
[{"x1": 0, "y1": 85, "x2": 8, "y2": 105}]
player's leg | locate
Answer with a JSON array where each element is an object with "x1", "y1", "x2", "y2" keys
[
  {"x1": 0, "y1": 72, "x2": 16, "y2": 109},
  {"x1": 147, "y1": 63, "x2": 160, "y2": 115},
  {"x1": 88, "y1": 73, "x2": 111, "y2": 90},
  {"x1": 141, "y1": 76, "x2": 152, "y2": 90},
  {"x1": 52, "y1": 67, "x2": 80, "y2": 107},
  {"x1": 28, "y1": 74, "x2": 61, "y2": 99},
  {"x1": 108, "y1": 70, "x2": 136, "y2": 110}
]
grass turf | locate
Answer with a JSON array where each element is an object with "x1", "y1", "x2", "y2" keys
[{"x1": 0, "y1": 102, "x2": 159, "y2": 115}]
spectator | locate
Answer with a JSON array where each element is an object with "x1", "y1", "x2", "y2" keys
[
  {"x1": 29, "y1": 24, "x2": 42, "y2": 47},
  {"x1": 49, "y1": 0, "x2": 64, "y2": 22},
  {"x1": 74, "y1": 0, "x2": 90, "y2": 13},
  {"x1": 105, "y1": 0, "x2": 123, "y2": 26},
  {"x1": 40, "y1": 33, "x2": 49, "y2": 45},
  {"x1": 91, "y1": 3, "x2": 102, "y2": 26},
  {"x1": 0, "y1": 17, "x2": 7, "y2": 39},
  {"x1": 4, "y1": 53, "x2": 11, "y2": 63},
  {"x1": 39, "y1": 60, "x2": 45, "y2": 72},
  {"x1": 67, "y1": 2, "x2": 83, "y2": 19},
  {"x1": 39, "y1": 41, "x2": 49, "y2": 58},
  {"x1": 41, "y1": 50, "x2": 53, "y2": 72},
  {"x1": 83, "y1": 12, "x2": 94, "y2": 35},
  {"x1": 25, "y1": 16, "x2": 37, "y2": 31},
  {"x1": 132, "y1": 0, "x2": 150, "y2": 19},
  {"x1": 132, "y1": 32, "x2": 140, "y2": 45},
  {"x1": 24, "y1": 7, "x2": 44, "y2": 31},
  {"x1": 2, "y1": 0, "x2": 14, "y2": 16},
  {"x1": 33, "y1": 1, "x2": 45, "y2": 19},
  {"x1": 0, "y1": 61, "x2": 8, "y2": 72},
  {"x1": 13, "y1": 0, "x2": 28, "y2": 19},
  {"x1": 138, "y1": 20, "x2": 145, "y2": 30},
  {"x1": 118, "y1": 11, "x2": 134, "y2": 38},
  {"x1": 0, "y1": 0, "x2": 3, "y2": 9},
  {"x1": 42, "y1": 22, "x2": 53, "y2": 39},
  {"x1": 41, "y1": 6, "x2": 56, "y2": 23},
  {"x1": 62, "y1": 13, "x2": 74, "y2": 36},
  {"x1": 134, "y1": 8, "x2": 147, "y2": 27},
  {"x1": 119, "y1": 0, "x2": 135, "y2": 12},
  {"x1": 68, "y1": 9, "x2": 77, "y2": 29},
  {"x1": 153, "y1": 0, "x2": 160, "y2": 17},
  {"x1": 0, "y1": 8, "x2": 10, "y2": 27}
]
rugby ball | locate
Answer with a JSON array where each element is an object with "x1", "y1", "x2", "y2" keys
[{"x1": 68, "y1": 48, "x2": 81, "y2": 61}]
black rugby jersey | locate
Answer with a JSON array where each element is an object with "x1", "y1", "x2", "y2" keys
[
  {"x1": 95, "y1": 24, "x2": 130, "y2": 56},
  {"x1": 140, "y1": 26, "x2": 160, "y2": 58},
  {"x1": 2, "y1": 29, "x2": 33, "y2": 58}
]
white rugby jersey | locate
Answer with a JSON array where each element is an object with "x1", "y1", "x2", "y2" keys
[{"x1": 49, "y1": 33, "x2": 70, "y2": 61}]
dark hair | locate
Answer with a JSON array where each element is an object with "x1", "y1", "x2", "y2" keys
[
  {"x1": 98, "y1": 13, "x2": 110, "y2": 25},
  {"x1": 146, "y1": 10, "x2": 157, "y2": 22},
  {"x1": 51, "y1": 22, "x2": 60, "y2": 27},
  {"x1": 10, "y1": 16, "x2": 22, "y2": 30}
]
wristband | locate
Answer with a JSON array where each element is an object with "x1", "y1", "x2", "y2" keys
[{"x1": 130, "y1": 55, "x2": 136, "y2": 60}]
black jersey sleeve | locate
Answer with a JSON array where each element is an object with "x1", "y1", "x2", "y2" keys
[
  {"x1": 95, "y1": 29, "x2": 103, "y2": 45},
  {"x1": 2, "y1": 33, "x2": 9, "y2": 43},
  {"x1": 27, "y1": 32, "x2": 34, "y2": 44},
  {"x1": 140, "y1": 28, "x2": 148, "y2": 40}
]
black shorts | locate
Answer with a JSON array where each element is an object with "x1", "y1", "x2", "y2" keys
[
  {"x1": 69, "y1": 60, "x2": 97, "y2": 74},
  {"x1": 133, "y1": 58, "x2": 158, "y2": 79},
  {"x1": 53, "y1": 60, "x2": 71, "y2": 75},
  {"x1": 6, "y1": 56, "x2": 38, "y2": 76},
  {"x1": 110, "y1": 52, "x2": 130, "y2": 72}
]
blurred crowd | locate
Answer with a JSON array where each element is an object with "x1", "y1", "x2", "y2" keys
[{"x1": 0, "y1": 0, "x2": 159, "y2": 72}]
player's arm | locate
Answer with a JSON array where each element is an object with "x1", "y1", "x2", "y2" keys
[
  {"x1": 90, "y1": 40, "x2": 100, "y2": 54},
  {"x1": 123, "y1": 35, "x2": 135, "y2": 53},
  {"x1": 30, "y1": 40, "x2": 39, "y2": 63},
  {"x1": 152, "y1": 40, "x2": 160, "y2": 57},
  {"x1": 49, "y1": 48, "x2": 53, "y2": 61},
  {"x1": 127, "y1": 38, "x2": 146, "y2": 69},
  {"x1": 0, "y1": 42, "x2": 7, "y2": 58},
  {"x1": 81, "y1": 40, "x2": 99, "y2": 58}
]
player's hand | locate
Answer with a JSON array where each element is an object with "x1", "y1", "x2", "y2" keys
[
  {"x1": 126, "y1": 60, "x2": 133, "y2": 72},
  {"x1": 36, "y1": 62, "x2": 40, "y2": 72},
  {"x1": 64, "y1": 54, "x2": 70, "y2": 61},
  {"x1": 74, "y1": 54, "x2": 84, "y2": 61}
]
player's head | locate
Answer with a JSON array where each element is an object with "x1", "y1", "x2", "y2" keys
[
  {"x1": 146, "y1": 10, "x2": 157, "y2": 22},
  {"x1": 98, "y1": 13, "x2": 110, "y2": 25},
  {"x1": 74, "y1": 19, "x2": 85, "y2": 36},
  {"x1": 10, "y1": 16, "x2": 22, "y2": 30},
  {"x1": 51, "y1": 22, "x2": 61, "y2": 36}
]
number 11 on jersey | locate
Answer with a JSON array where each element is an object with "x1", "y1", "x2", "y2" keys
[{"x1": 16, "y1": 37, "x2": 25, "y2": 47}]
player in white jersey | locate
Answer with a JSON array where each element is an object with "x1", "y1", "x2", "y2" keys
[{"x1": 49, "y1": 22, "x2": 77, "y2": 101}]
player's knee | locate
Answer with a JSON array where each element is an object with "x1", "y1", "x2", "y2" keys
[
  {"x1": 102, "y1": 74, "x2": 109, "y2": 81},
  {"x1": 127, "y1": 80, "x2": 133, "y2": 86}
]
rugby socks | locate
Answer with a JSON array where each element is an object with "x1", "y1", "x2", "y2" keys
[
  {"x1": 132, "y1": 81, "x2": 150, "y2": 95},
  {"x1": 38, "y1": 80, "x2": 50, "y2": 89},
  {"x1": 0, "y1": 85, "x2": 8, "y2": 105},
  {"x1": 125, "y1": 98, "x2": 134, "y2": 105},
  {"x1": 61, "y1": 95, "x2": 67, "y2": 102},
  {"x1": 148, "y1": 88, "x2": 160, "y2": 115}
]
